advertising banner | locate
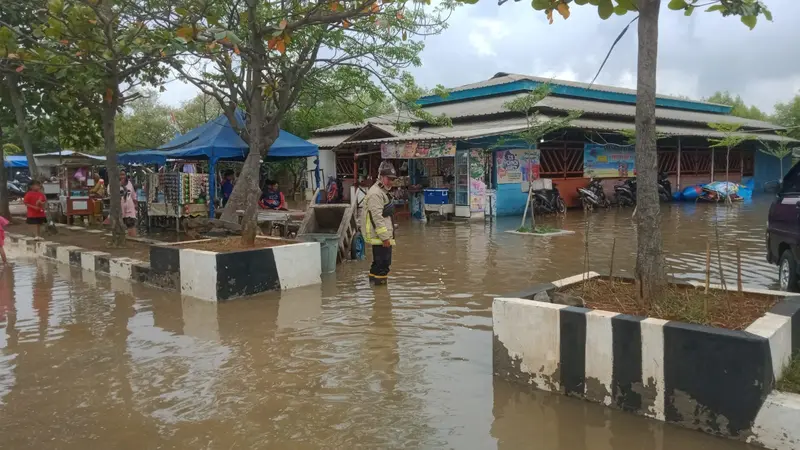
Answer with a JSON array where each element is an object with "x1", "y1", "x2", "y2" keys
[
  {"x1": 497, "y1": 149, "x2": 540, "y2": 184},
  {"x1": 583, "y1": 144, "x2": 636, "y2": 178}
]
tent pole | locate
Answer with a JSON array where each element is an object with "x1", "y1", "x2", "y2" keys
[
  {"x1": 208, "y1": 158, "x2": 216, "y2": 219},
  {"x1": 677, "y1": 138, "x2": 682, "y2": 190}
]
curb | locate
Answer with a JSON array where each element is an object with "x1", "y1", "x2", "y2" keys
[
  {"x1": 4, "y1": 232, "x2": 147, "y2": 287},
  {"x1": 749, "y1": 391, "x2": 800, "y2": 449},
  {"x1": 493, "y1": 272, "x2": 800, "y2": 445}
]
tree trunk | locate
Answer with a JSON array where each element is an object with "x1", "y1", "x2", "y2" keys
[
  {"x1": 633, "y1": 0, "x2": 667, "y2": 304},
  {"x1": 5, "y1": 73, "x2": 39, "y2": 178},
  {"x1": 101, "y1": 90, "x2": 126, "y2": 247}
]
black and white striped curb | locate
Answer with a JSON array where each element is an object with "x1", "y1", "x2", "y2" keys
[
  {"x1": 494, "y1": 272, "x2": 800, "y2": 448},
  {"x1": 4, "y1": 232, "x2": 322, "y2": 303}
]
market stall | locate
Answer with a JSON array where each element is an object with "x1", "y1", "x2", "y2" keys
[
  {"x1": 118, "y1": 110, "x2": 318, "y2": 230},
  {"x1": 380, "y1": 141, "x2": 459, "y2": 220}
]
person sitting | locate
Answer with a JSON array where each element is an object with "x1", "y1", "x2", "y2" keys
[
  {"x1": 89, "y1": 173, "x2": 106, "y2": 198},
  {"x1": 221, "y1": 171, "x2": 235, "y2": 207},
  {"x1": 259, "y1": 180, "x2": 287, "y2": 210}
]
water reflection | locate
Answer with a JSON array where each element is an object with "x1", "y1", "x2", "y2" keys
[{"x1": 0, "y1": 198, "x2": 775, "y2": 448}]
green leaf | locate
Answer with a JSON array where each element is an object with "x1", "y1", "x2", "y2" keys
[
  {"x1": 763, "y1": 9, "x2": 773, "y2": 21},
  {"x1": 597, "y1": 0, "x2": 613, "y2": 20},
  {"x1": 531, "y1": 0, "x2": 549, "y2": 11},
  {"x1": 175, "y1": 7, "x2": 188, "y2": 16},
  {"x1": 741, "y1": 15, "x2": 757, "y2": 30},
  {"x1": 705, "y1": 5, "x2": 725, "y2": 13},
  {"x1": 574, "y1": 0, "x2": 590, "y2": 4},
  {"x1": 458, "y1": 0, "x2": 479, "y2": 3},
  {"x1": 613, "y1": 5, "x2": 627, "y2": 15},
  {"x1": 616, "y1": 0, "x2": 636, "y2": 10},
  {"x1": 667, "y1": 0, "x2": 687, "y2": 11},
  {"x1": 684, "y1": 6, "x2": 694, "y2": 16}
]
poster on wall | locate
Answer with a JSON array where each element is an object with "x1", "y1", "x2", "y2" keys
[
  {"x1": 583, "y1": 143, "x2": 636, "y2": 178},
  {"x1": 469, "y1": 150, "x2": 487, "y2": 213},
  {"x1": 381, "y1": 141, "x2": 456, "y2": 159},
  {"x1": 497, "y1": 149, "x2": 540, "y2": 184}
]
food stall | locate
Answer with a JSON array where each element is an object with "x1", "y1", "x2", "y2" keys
[
  {"x1": 146, "y1": 171, "x2": 209, "y2": 230},
  {"x1": 380, "y1": 141, "x2": 458, "y2": 220},
  {"x1": 57, "y1": 163, "x2": 106, "y2": 225}
]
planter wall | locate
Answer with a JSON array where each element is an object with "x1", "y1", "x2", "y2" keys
[
  {"x1": 493, "y1": 273, "x2": 800, "y2": 443},
  {"x1": 149, "y1": 240, "x2": 321, "y2": 302},
  {"x1": 4, "y1": 232, "x2": 321, "y2": 303}
]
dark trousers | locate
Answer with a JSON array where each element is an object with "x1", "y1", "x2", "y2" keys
[{"x1": 370, "y1": 245, "x2": 392, "y2": 283}]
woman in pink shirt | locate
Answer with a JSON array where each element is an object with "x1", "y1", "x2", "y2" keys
[{"x1": 120, "y1": 170, "x2": 137, "y2": 237}]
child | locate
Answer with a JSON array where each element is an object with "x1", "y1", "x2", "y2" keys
[
  {"x1": 259, "y1": 180, "x2": 288, "y2": 210},
  {"x1": 23, "y1": 180, "x2": 47, "y2": 239},
  {"x1": 0, "y1": 215, "x2": 8, "y2": 264}
]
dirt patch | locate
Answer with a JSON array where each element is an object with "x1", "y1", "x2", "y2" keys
[
  {"x1": 6, "y1": 221, "x2": 153, "y2": 262},
  {"x1": 175, "y1": 236, "x2": 295, "y2": 253},
  {"x1": 563, "y1": 278, "x2": 779, "y2": 330}
]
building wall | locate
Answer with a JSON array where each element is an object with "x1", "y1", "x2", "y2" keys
[
  {"x1": 754, "y1": 151, "x2": 792, "y2": 191},
  {"x1": 306, "y1": 149, "x2": 336, "y2": 190}
]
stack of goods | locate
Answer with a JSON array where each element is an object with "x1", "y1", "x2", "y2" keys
[
  {"x1": 187, "y1": 174, "x2": 209, "y2": 203},
  {"x1": 161, "y1": 173, "x2": 182, "y2": 204},
  {"x1": 428, "y1": 176, "x2": 445, "y2": 188}
]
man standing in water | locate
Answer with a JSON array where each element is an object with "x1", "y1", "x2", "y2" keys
[{"x1": 363, "y1": 161, "x2": 396, "y2": 285}]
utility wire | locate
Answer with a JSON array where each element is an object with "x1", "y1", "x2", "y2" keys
[{"x1": 588, "y1": 15, "x2": 639, "y2": 89}]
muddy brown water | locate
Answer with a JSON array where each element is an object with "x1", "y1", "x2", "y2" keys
[{"x1": 0, "y1": 199, "x2": 776, "y2": 449}]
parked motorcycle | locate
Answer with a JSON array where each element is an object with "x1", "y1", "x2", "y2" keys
[
  {"x1": 6, "y1": 180, "x2": 26, "y2": 200},
  {"x1": 533, "y1": 183, "x2": 566, "y2": 214},
  {"x1": 614, "y1": 178, "x2": 637, "y2": 207},
  {"x1": 577, "y1": 178, "x2": 609, "y2": 211},
  {"x1": 658, "y1": 172, "x2": 672, "y2": 203}
]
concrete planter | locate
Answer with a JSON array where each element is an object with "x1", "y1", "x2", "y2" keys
[
  {"x1": 149, "y1": 238, "x2": 321, "y2": 302},
  {"x1": 493, "y1": 272, "x2": 800, "y2": 448},
  {"x1": 3, "y1": 232, "x2": 321, "y2": 303}
]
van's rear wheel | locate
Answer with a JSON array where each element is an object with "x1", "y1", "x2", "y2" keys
[{"x1": 779, "y1": 250, "x2": 799, "y2": 292}]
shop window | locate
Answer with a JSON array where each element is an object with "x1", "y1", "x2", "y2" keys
[
  {"x1": 679, "y1": 149, "x2": 712, "y2": 175},
  {"x1": 539, "y1": 144, "x2": 584, "y2": 178},
  {"x1": 658, "y1": 150, "x2": 677, "y2": 174},
  {"x1": 336, "y1": 155, "x2": 354, "y2": 177}
]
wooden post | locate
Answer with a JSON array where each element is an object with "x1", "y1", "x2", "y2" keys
[
  {"x1": 676, "y1": 138, "x2": 682, "y2": 190},
  {"x1": 609, "y1": 237, "x2": 616, "y2": 284},
  {"x1": 520, "y1": 182, "x2": 533, "y2": 231},
  {"x1": 736, "y1": 242, "x2": 743, "y2": 293},
  {"x1": 711, "y1": 147, "x2": 715, "y2": 182},
  {"x1": 705, "y1": 239, "x2": 711, "y2": 294}
]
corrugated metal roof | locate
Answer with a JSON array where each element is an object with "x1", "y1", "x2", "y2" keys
[
  {"x1": 312, "y1": 113, "x2": 413, "y2": 133},
  {"x1": 446, "y1": 73, "x2": 726, "y2": 106},
  {"x1": 419, "y1": 93, "x2": 782, "y2": 130},
  {"x1": 538, "y1": 96, "x2": 781, "y2": 130},
  {"x1": 308, "y1": 135, "x2": 350, "y2": 149},
  {"x1": 344, "y1": 116, "x2": 794, "y2": 145}
]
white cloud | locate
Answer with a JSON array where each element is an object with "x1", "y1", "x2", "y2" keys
[{"x1": 467, "y1": 18, "x2": 512, "y2": 57}]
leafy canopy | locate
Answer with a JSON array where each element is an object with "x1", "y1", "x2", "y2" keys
[{"x1": 528, "y1": 0, "x2": 771, "y2": 29}]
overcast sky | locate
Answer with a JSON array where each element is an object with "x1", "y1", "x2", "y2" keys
[{"x1": 160, "y1": 1, "x2": 800, "y2": 113}]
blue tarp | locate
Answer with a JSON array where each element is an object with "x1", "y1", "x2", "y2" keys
[
  {"x1": 118, "y1": 111, "x2": 318, "y2": 165},
  {"x1": 3, "y1": 155, "x2": 28, "y2": 168}
]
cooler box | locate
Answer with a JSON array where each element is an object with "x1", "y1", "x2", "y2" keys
[{"x1": 424, "y1": 188, "x2": 449, "y2": 205}]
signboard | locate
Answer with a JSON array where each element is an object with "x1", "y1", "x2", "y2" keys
[
  {"x1": 497, "y1": 149, "x2": 540, "y2": 184},
  {"x1": 470, "y1": 150, "x2": 487, "y2": 213},
  {"x1": 381, "y1": 141, "x2": 456, "y2": 159},
  {"x1": 583, "y1": 143, "x2": 636, "y2": 178}
]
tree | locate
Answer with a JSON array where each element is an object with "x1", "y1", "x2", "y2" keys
[
  {"x1": 774, "y1": 94, "x2": 800, "y2": 140},
  {"x1": 705, "y1": 91, "x2": 768, "y2": 121},
  {"x1": 758, "y1": 137, "x2": 793, "y2": 180},
  {"x1": 115, "y1": 92, "x2": 175, "y2": 152},
  {"x1": 519, "y1": 0, "x2": 772, "y2": 303},
  {"x1": 498, "y1": 84, "x2": 581, "y2": 230},
  {"x1": 707, "y1": 122, "x2": 752, "y2": 184},
  {"x1": 169, "y1": 0, "x2": 456, "y2": 245},
  {"x1": 172, "y1": 93, "x2": 224, "y2": 133},
  {"x1": 10, "y1": 0, "x2": 178, "y2": 246}
]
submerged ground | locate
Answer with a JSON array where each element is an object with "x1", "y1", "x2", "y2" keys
[{"x1": 0, "y1": 198, "x2": 776, "y2": 448}]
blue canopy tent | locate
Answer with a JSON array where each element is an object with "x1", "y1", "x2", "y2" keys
[
  {"x1": 118, "y1": 111, "x2": 318, "y2": 217},
  {"x1": 3, "y1": 155, "x2": 28, "y2": 168}
]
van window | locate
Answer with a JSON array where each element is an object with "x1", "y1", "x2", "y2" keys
[{"x1": 783, "y1": 166, "x2": 800, "y2": 194}]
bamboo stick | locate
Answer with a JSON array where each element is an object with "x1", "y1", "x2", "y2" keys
[
  {"x1": 736, "y1": 242, "x2": 743, "y2": 293},
  {"x1": 705, "y1": 239, "x2": 711, "y2": 294}
]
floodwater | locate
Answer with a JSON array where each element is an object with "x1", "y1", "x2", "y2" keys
[{"x1": 0, "y1": 198, "x2": 776, "y2": 449}]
